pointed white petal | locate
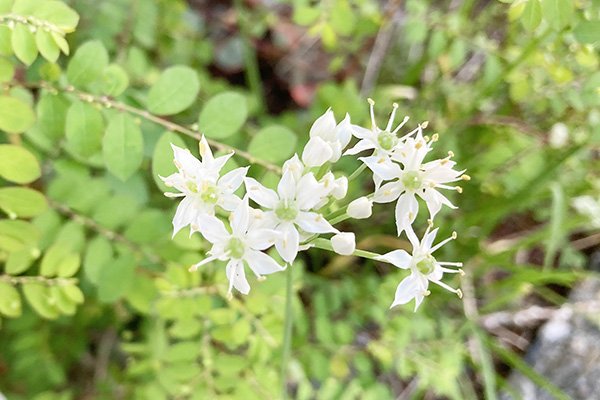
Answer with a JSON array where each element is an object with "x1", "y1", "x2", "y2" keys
[
  {"x1": 244, "y1": 177, "x2": 279, "y2": 209},
  {"x1": 390, "y1": 274, "x2": 420, "y2": 308},
  {"x1": 310, "y1": 108, "x2": 337, "y2": 141},
  {"x1": 277, "y1": 170, "x2": 297, "y2": 201},
  {"x1": 295, "y1": 211, "x2": 337, "y2": 234},
  {"x1": 344, "y1": 139, "x2": 375, "y2": 156},
  {"x1": 246, "y1": 228, "x2": 279, "y2": 250},
  {"x1": 198, "y1": 136, "x2": 214, "y2": 163},
  {"x1": 359, "y1": 155, "x2": 402, "y2": 181},
  {"x1": 245, "y1": 250, "x2": 284, "y2": 275},
  {"x1": 275, "y1": 222, "x2": 300, "y2": 263},
  {"x1": 394, "y1": 192, "x2": 419, "y2": 236},
  {"x1": 219, "y1": 167, "x2": 248, "y2": 192},
  {"x1": 226, "y1": 260, "x2": 250, "y2": 295},
  {"x1": 350, "y1": 124, "x2": 374, "y2": 139},
  {"x1": 197, "y1": 215, "x2": 229, "y2": 244},
  {"x1": 230, "y1": 197, "x2": 251, "y2": 235},
  {"x1": 302, "y1": 136, "x2": 333, "y2": 167},
  {"x1": 172, "y1": 197, "x2": 200, "y2": 237},
  {"x1": 282, "y1": 154, "x2": 304, "y2": 181},
  {"x1": 296, "y1": 173, "x2": 327, "y2": 210},
  {"x1": 373, "y1": 181, "x2": 403, "y2": 204},
  {"x1": 171, "y1": 144, "x2": 202, "y2": 174},
  {"x1": 377, "y1": 249, "x2": 412, "y2": 269},
  {"x1": 422, "y1": 227, "x2": 439, "y2": 252},
  {"x1": 218, "y1": 193, "x2": 241, "y2": 212},
  {"x1": 335, "y1": 113, "x2": 353, "y2": 149}
]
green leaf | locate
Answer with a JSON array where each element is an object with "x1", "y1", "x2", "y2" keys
[
  {"x1": 521, "y1": 0, "x2": 541, "y2": 31},
  {"x1": 51, "y1": 285, "x2": 76, "y2": 315},
  {"x1": 124, "y1": 209, "x2": 170, "y2": 244},
  {"x1": 22, "y1": 282, "x2": 59, "y2": 319},
  {"x1": 11, "y1": 23, "x2": 37, "y2": 65},
  {"x1": 0, "y1": 144, "x2": 40, "y2": 183},
  {"x1": 147, "y1": 65, "x2": 200, "y2": 115},
  {"x1": 36, "y1": 91, "x2": 70, "y2": 141},
  {"x1": 66, "y1": 40, "x2": 109, "y2": 88},
  {"x1": 40, "y1": 244, "x2": 80, "y2": 278},
  {"x1": 102, "y1": 64, "x2": 129, "y2": 96},
  {"x1": 198, "y1": 92, "x2": 247, "y2": 139},
  {"x1": 0, "y1": 219, "x2": 39, "y2": 252},
  {"x1": 152, "y1": 131, "x2": 186, "y2": 192},
  {"x1": 65, "y1": 101, "x2": 105, "y2": 157},
  {"x1": 5, "y1": 248, "x2": 37, "y2": 275},
  {"x1": 573, "y1": 21, "x2": 600, "y2": 44},
  {"x1": 0, "y1": 95, "x2": 35, "y2": 134},
  {"x1": 0, "y1": 57, "x2": 14, "y2": 82},
  {"x1": 103, "y1": 113, "x2": 144, "y2": 181},
  {"x1": 97, "y1": 251, "x2": 136, "y2": 303},
  {"x1": 0, "y1": 26, "x2": 12, "y2": 56},
  {"x1": 31, "y1": 1, "x2": 79, "y2": 33},
  {"x1": 0, "y1": 187, "x2": 47, "y2": 218},
  {"x1": 35, "y1": 29, "x2": 59, "y2": 62},
  {"x1": 83, "y1": 236, "x2": 113, "y2": 285},
  {"x1": 541, "y1": 0, "x2": 573, "y2": 30},
  {"x1": 248, "y1": 125, "x2": 297, "y2": 163},
  {"x1": 61, "y1": 284, "x2": 84, "y2": 304},
  {"x1": 0, "y1": 282, "x2": 22, "y2": 318},
  {"x1": 51, "y1": 31, "x2": 69, "y2": 55}
]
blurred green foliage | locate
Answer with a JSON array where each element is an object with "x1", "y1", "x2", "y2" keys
[{"x1": 0, "y1": 0, "x2": 599, "y2": 399}]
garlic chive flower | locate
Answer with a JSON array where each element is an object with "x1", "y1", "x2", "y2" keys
[
  {"x1": 190, "y1": 197, "x2": 283, "y2": 297},
  {"x1": 302, "y1": 109, "x2": 353, "y2": 167},
  {"x1": 161, "y1": 137, "x2": 248, "y2": 237},
  {"x1": 371, "y1": 130, "x2": 466, "y2": 235},
  {"x1": 245, "y1": 169, "x2": 337, "y2": 263},
  {"x1": 377, "y1": 224, "x2": 463, "y2": 311}
]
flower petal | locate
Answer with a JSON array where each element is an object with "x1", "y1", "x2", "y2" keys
[
  {"x1": 373, "y1": 180, "x2": 403, "y2": 204},
  {"x1": 359, "y1": 155, "x2": 402, "y2": 181},
  {"x1": 296, "y1": 173, "x2": 327, "y2": 210},
  {"x1": 275, "y1": 222, "x2": 300, "y2": 263},
  {"x1": 218, "y1": 193, "x2": 242, "y2": 212},
  {"x1": 377, "y1": 249, "x2": 412, "y2": 269},
  {"x1": 344, "y1": 138, "x2": 375, "y2": 155},
  {"x1": 310, "y1": 108, "x2": 336, "y2": 141},
  {"x1": 295, "y1": 211, "x2": 337, "y2": 234},
  {"x1": 277, "y1": 169, "x2": 296, "y2": 201},
  {"x1": 394, "y1": 192, "x2": 419, "y2": 236},
  {"x1": 226, "y1": 260, "x2": 250, "y2": 295},
  {"x1": 335, "y1": 113, "x2": 353, "y2": 149},
  {"x1": 171, "y1": 144, "x2": 202, "y2": 174},
  {"x1": 198, "y1": 136, "x2": 214, "y2": 163},
  {"x1": 246, "y1": 228, "x2": 279, "y2": 250},
  {"x1": 302, "y1": 136, "x2": 333, "y2": 167},
  {"x1": 230, "y1": 197, "x2": 251, "y2": 235},
  {"x1": 245, "y1": 249, "x2": 284, "y2": 275},
  {"x1": 244, "y1": 177, "x2": 279, "y2": 209},
  {"x1": 197, "y1": 215, "x2": 229, "y2": 244},
  {"x1": 350, "y1": 124, "x2": 374, "y2": 139},
  {"x1": 390, "y1": 273, "x2": 420, "y2": 308},
  {"x1": 219, "y1": 167, "x2": 248, "y2": 192},
  {"x1": 172, "y1": 197, "x2": 201, "y2": 237}
]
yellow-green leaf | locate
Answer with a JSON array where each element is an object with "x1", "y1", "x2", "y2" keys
[
  {"x1": 102, "y1": 113, "x2": 144, "y2": 181},
  {"x1": 0, "y1": 95, "x2": 35, "y2": 134},
  {"x1": 0, "y1": 187, "x2": 47, "y2": 218},
  {"x1": 0, "y1": 144, "x2": 41, "y2": 183},
  {"x1": 0, "y1": 281, "x2": 22, "y2": 318}
]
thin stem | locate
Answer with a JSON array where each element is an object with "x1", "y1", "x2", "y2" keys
[
  {"x1": 0, "y1": 274, "x2": 77, "y2": 286},
  {"x1": 310, "y1": 238, "x2": 381, "y2": 260},
  {"x1": 32, "y1": 82, "x2": 281, "y2": 174},
  {"x1": 280, "y1": 264, "x2": 294, "y2": 399},
  {"x1": 347, "y1": 163, "x2": 367, "y2": 182},
  {"x1": 329, "y1": 213, "x2": 349, "y2": 225}
]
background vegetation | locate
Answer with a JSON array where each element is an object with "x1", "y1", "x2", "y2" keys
[{"x1": 0, "y1": 0, "x2": 599, "y2": 398}]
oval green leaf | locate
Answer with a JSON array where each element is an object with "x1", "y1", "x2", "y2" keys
[
  {"x1": 198, "y1": 92, "x2": 247, "y2": 139},
  {"x1": 0, "y1": 187, "x2": 47, "y2": 218},
  {"x1": 248, "y1": 125, "x2": 297, "y2": 163},
  {"x1": 65, "y1": 101, "x2": 105, "y2": 157},
  {"x1": 147, "y1": 65, "x2": 200, "y2": 115},
  {"x1": 0, "y1": 282, "x2": 22, "y2": 318},
  {"x1": 103, "y1": 113, "x2": 144, "y2": 181},
  {"x1": 11, "y1": 23, "x2": 37, "y2": 65},
  {"x1": 0, "y1": 95, "x2": 35, "y2": 134},
  {"x1": 66, "y1": 40, "x2": 109, "y2": 88},
  {"x1": 0, "y1": 144, "x2": 40, "y2": 183}
]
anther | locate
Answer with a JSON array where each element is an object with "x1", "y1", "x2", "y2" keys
[
  {"x1": 461, "y1": 174, "x2": 471, "y2": 181},
  {"x1": 448, "y1": 151, "x2": 454, "y2": 157},
  {"x1": 367, "y1": 98, "x2": 375, "y2": 106},
  {"x1": 431, "y1": 133, "x2": 439, "y2": 142},
  {"x1": 451, "y1": 231, "x2": 457, "y2": 239},
  {"x1": 424, "y1": 290, "x2": 431, "y2": 296},
  {"x1": 456, "y1": 289, "x2": 463, "y2": 299},
  {"x1": 458, "y1": 269, "x2": 465, "y2": 276},
  {"x1": 455, "y1": 186, "x2": 463, "y2": 193},
  {"x1": 421, "y1": 121, "x2": 429, "y2": 129}
]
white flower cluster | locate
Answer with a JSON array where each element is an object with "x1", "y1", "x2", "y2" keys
[{"x1": 162, "y1": 100, "x2": 468, "y2": 310}]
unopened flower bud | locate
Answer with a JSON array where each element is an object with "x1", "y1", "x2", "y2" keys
[
  {"x1": 347, "y1": 197, "x2": 372, "y2": 219},
  {"x1": 302, "y1": 136, "x2": 333, "y2": 167},
  {"x1": 331, "y1": 232, "x2": 355, "y2": 256},
  {"x1": 331, "y1": 177, "x2": 348, "y2": 199}
]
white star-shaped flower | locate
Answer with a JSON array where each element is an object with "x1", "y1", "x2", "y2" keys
[
  {"x1": 161, "y1": 137, "x2": 248, "y2": 237},
  {"x1": 377, "y1": 225, "x2": 463, "y2": 311},
  {"x1": 190, "y1": 197, "x2": 283, "y2": 297},
  {"x1": 244, "y1": 169, "x2": 337, "y2": 263},
  {"x1": 366, "y1": 130, "x2": 466, "y2": 235}
]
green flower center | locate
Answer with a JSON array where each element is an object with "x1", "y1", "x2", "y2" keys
[
  {"x1": 186, "y1": 181, "x2": 199, "y2": 193},
  {"x1": 416, "y1": 255, "x2": 436, "y2": 275},
  {"x1": 226, "y1": 237, "x2": 245, "y2": 259},
  {"x1": 200, "y1": 184, "x2": 219, "y2": 205},
  {"x1": 275, "y1": 201, "x2": 298, "y2": 221},
  {"x1": 401, "y1": 171, "x2": 423, "y2": 191},
  {"x1": 377, "y1": 131, "x2": 398, "y2": 151}
]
